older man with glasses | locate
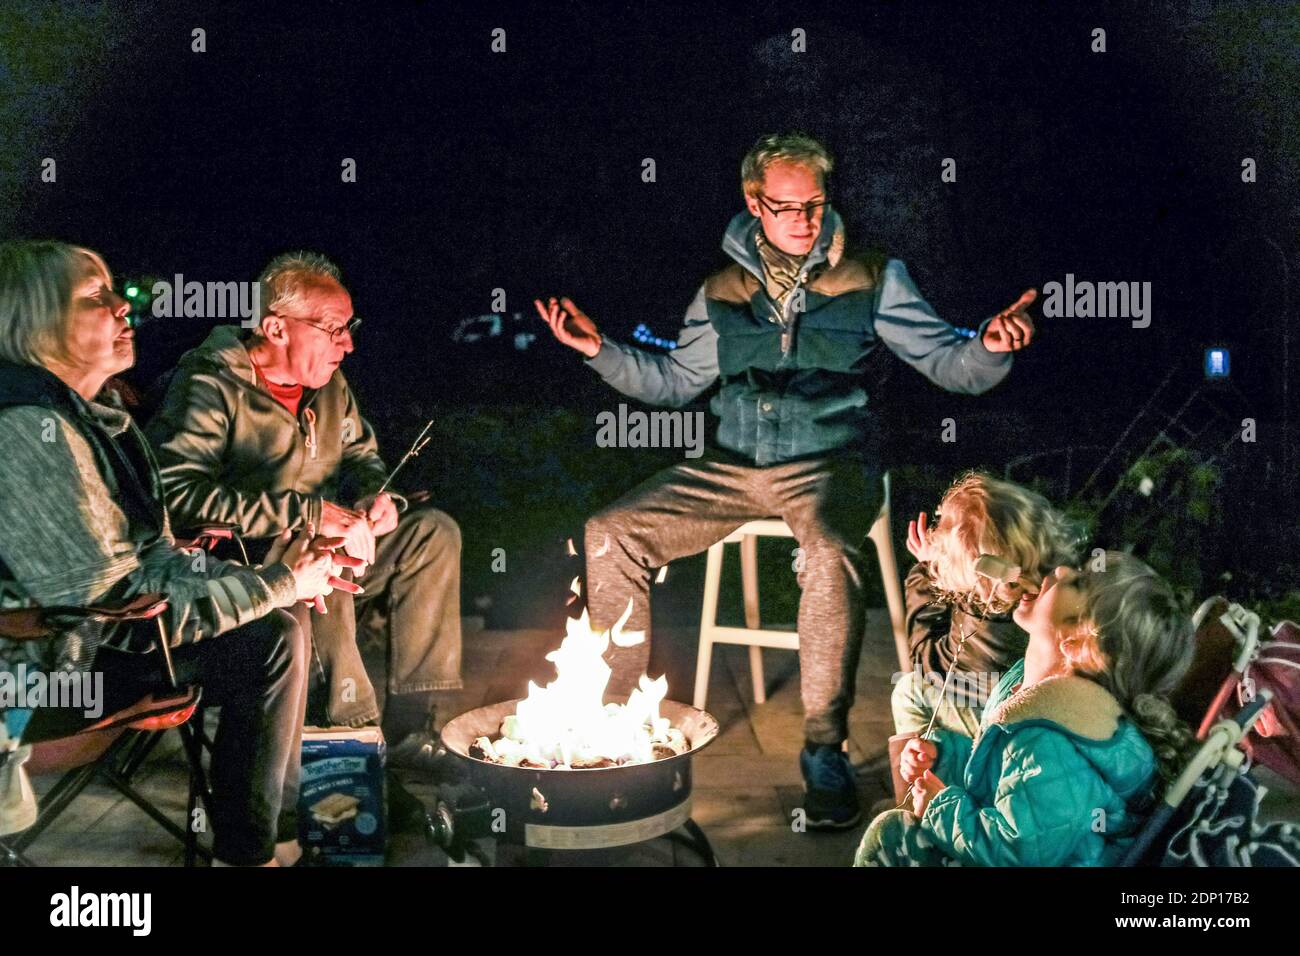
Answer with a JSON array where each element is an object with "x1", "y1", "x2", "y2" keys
[
  {"x1": 537, "y1": 132, "x2": 1038, "y2": 829},
  {"x1": 146, "y1": 252, "x2": 463, "y2": 774}
]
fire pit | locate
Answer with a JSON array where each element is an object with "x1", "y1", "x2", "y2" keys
[
  {"x1": 440, "y1": 697, "x2": 717, "y2": 858},
  {"x1": 434, "y1": 596, "x2": 720, "y2": 864}
]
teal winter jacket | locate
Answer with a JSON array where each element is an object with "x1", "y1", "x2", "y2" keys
[
  {"x1": 585, "y1": 208, "x2": 1013, "y2": 466},
  {"x1": 924, "y1": 659, "x2": 1158, "y2": 867}
]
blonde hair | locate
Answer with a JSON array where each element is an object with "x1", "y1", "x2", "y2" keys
[
  {"x1": 740, "y1": 132, "x2": 834, "y2": 198},
  {"x1": 0, "y1": 240, "x2": 112, "y2": 366},
  {"x1": 1067, "y1": 552, "x2": 1196, "y2": 783},
  {"x1": 927, "y1": 471, "x2": 1078, "y2": 614}
]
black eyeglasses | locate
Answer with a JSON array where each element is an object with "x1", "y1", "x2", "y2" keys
[
  {"x1": 277, "y1": 314, "x2": 362, "y2": 343},
  {"x1": 756, "y1": 194, "x2": 830, "y2": 221}
]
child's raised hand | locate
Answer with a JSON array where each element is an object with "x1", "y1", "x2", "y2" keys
[
  {"x1": 900, "y1": 736, "x2": 938, "y2": 784},
  {"x1": 906, "y1": 511, "x2": 937, "y2": 562},
  {"x1": 910, "y1": 770, "x2": 946, "y2": 817}
]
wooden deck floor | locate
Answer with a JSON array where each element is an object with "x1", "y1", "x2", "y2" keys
[{"x1": 21, "y1": 592, "x2": 1300, "y2": 867}]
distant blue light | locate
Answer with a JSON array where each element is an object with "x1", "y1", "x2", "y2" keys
[
  {"x1": 957, "y1": 327, "x2": 978, "y2": 339},
  {"x1": 1205, "y1": 348, "x2": 1230, "y2": 379}
]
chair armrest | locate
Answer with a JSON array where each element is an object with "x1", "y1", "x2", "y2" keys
[
  {"x1": 185, "y1": 521, "x2": 240, "y2": 539},
  {"x1": 0, "y1": 593, "x2": 168, "y2": 641},
  {"x1": 175, "y1": 522, "x2": 240, "y2": 549}
]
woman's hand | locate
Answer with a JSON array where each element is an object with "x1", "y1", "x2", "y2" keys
[
  {"x1": 911, "y1": 770, "x2": 945, "y2": 817},
  {"x1": 900, "y1": 736, "x2": 938, "y2": 784},
  {"x1": 534, "y1": 296, "x2": 602, "y2": 358},
  {"x1": 272, "y1": 525, "x2": 365, "y2": 612},
  {"x1": 264, "y1": 527, "x2": 296, "y2": 566},
  {"x1": 906, "y1": 512, "x2": 937, "y2": 563}
]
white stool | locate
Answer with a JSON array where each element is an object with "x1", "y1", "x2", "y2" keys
[{"x1": 692, "y1": 472, "x2": 909, "y2": 711}]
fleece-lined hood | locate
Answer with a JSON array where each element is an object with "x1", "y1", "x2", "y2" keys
[
  {"x1": 988, "y1": 671, "x2": 1124, "y2": 739},
  {"x1": 720, "y1": 206, "x2": 845, "y2": 284}
]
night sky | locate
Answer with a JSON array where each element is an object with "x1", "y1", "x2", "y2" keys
[{"x1": 1, "y1": 0, "x2": 1295, "y2": 478}]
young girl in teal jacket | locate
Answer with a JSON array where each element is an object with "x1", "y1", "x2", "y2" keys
[{"x1": 855, "y1": 552, "x2": 1195, "y2": 867}]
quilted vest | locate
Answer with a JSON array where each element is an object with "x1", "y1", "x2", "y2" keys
[{"x1": 702, "y1": 250, "x2": 888, "y2": 465}]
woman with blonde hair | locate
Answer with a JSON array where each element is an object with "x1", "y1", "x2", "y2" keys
[{"x1": 857, "y1": 552, "x2": 1196, "y2": 866}]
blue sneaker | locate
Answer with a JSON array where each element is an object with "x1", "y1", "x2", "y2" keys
[{"x1": 799, "y1": 744, "x2": 862, "y2": 830}]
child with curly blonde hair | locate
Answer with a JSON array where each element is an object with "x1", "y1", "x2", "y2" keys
[
  {"x1": 857, "y1": 552, "x2": 1195, "y2": 867},
  {"x1": 892, "y1": 472, "x2": 1078, "y2": 744}
]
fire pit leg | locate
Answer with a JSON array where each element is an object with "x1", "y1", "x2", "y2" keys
[
  {"x1": 525, "y1": 845, "x2": 555, "y2": 868},
  {"x1": 669, "y1": 819, "x2": 719, "y2": 867}
]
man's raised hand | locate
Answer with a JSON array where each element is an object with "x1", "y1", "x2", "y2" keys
[
  {"x1": 534, "y1": 296, "x2": 602, "y2": 358},
  {"x1": 981, "y1": 288, "x2": 1038, "y2": 353}
]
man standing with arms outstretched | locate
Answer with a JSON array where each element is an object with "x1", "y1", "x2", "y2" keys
[{"x1": 537, "y1": 133, "x2": 1036, "y2": 828}]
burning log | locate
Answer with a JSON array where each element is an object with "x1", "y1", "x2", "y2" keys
[
  {"x1": 466, "y1": 591, "x2": 691, "y2": 769},
  {"x1": 470, "y1": 722, "x2": 689, "y2": 769}
]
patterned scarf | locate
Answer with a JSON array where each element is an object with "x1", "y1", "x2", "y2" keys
[{"x1": 753, "y1": 220, "x2": 846, "y2": 318}]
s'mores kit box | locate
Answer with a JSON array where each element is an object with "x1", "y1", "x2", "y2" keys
[{"x1": 299, "y1": 726, "x2": 386, "y2": 865}]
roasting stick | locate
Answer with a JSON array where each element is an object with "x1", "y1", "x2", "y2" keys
[
  {"x1": 896, "y1": 623, "x2": 972, "y2": 810},
  {"x1": 368, "y1": 418, "x2": 435, "y2": 519}
]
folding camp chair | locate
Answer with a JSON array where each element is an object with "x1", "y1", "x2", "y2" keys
[
  {"x1": 84, "y1": 521, "x2": 258, "y2": 838},
  {"x1": 0, "y1": 594, "x2": 212, "y2": 866}
]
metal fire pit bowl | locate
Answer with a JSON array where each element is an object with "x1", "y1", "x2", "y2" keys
[{"x1": 439, "y1": 698, "x2": 719, "y2": 859}]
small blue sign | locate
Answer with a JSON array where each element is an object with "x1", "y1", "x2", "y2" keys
[{"x1": 1204, "y1": 348, "x2": 1230, "y2": 379}]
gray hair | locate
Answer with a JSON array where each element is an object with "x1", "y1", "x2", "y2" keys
[
  {"x1": 257, "y1": 250, "x2": 343, "y2": 320},
  {"x1": 740, "y1": 132, "x2": 834, "y2": 198},
  {"x1": 0, "y1": 239, "x2": 111, "y2": 366}
]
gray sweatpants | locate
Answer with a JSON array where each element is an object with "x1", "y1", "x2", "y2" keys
[{"x1": 584, "y1": 453, "x2": 881, "y2": 745}]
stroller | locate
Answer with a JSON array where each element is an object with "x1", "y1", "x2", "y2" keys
[{"x1": 1122, "y1": 599, "x2": 1300, "y2": 866}]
